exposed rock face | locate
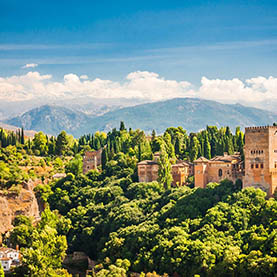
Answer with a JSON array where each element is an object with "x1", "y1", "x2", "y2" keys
[{"x1": 0, "y1": 188, "x2": 40, "y2": 234}]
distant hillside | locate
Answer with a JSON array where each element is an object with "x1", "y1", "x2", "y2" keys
[
  {"x1": 5, "y1": 98, "x2": 277, "y2": 137},
  {"x1": 81, "y1": 98, "x2": 277, "y2": 134},
  {"x1": 5, "y1": 105, "x2": 89, "y2": 136}
]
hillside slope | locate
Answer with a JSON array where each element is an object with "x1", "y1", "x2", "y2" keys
[
  {"x1": 82, "y1": 98, "x2": 277, "y2": 134},
  {"x1": 5, "y1": 98, "x2": 277, "y2": 136},
  {"x1": 6, "y1": 105, "x2": 90, "y2": 136}
]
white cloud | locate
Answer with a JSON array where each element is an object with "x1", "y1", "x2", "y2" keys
[
  {"x1": 198, "y1": 76, "x2": 277, "y2": 103},
  {"x1": 0, "y1": 71, "x2": 194, "y2": 101},
  {"x1": 22, "y1": 63, "x2": 38, "y2": 69},
  {"x1": 1, "y1": 70, "x2": 277, "y2": 105}
]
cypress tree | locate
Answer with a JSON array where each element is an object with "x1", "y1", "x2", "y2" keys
[
  {"x1": 225, "y1": 126, "x2": 231, "y2": 137},
  {"x1": 210, "y1": 136, "x2": 217, "y2": 158},
  {"x1": 204, "y1": 133, "x2": 211, "y2": 159},
  {"x1": 225, "y1": 137, "x2": 234, "y2": 155},
  {"x1": 138, "y1": 143, "x2": 142, "y2": 161},
  {"x1": 158, "y1": 145, "x2": 172, "y2": 190},
  {"x1": 174, "y1": 136, "x2": 181, "y2": 156},
  {"x1": 120, "y1": 121, "x2": 126, "y2": 131},
  {"x1": 20, "y1": 127, "x2": 25, "y2": 145},
  {"x1": 94, "y1": 138, "x2": 101, "y2": 150},
  {"x1": 151, "y1": 130, "x2": 156, "y2": 141},
  {"x1": 101, "y1": 148, "x2": 108, "y2": 169},
  {"x1": 189, "y1": 136, "x2": 200, "y2": 162}
]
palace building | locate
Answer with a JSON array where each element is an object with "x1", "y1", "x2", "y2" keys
[
  {"x1": 194, "y1": 153, "x2": 243, "y2": 189},
  {"x1": 193, "y1": 125, "x2": 277, "y2": 196},
  {"x1": 137, "y1": 153, "x2": 194, "y2": 186},
  {"x1": 83, "y1": 125, "x2": 277, "y2": 197}
]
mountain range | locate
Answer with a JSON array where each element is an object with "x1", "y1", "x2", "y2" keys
[{"x1": 3, "y1": 98, "x2": 277, "y2": 137}]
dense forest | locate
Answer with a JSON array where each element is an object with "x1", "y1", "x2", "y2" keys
[{"x1": 0, "y1": 123, "x2": 276, "y2": 277}]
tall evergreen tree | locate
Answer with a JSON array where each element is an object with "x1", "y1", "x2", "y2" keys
[
  {"x1": 158, "y1": 145, "x2": 172, "y2": 190},
  {"x1": 204, "y1": 133, "x2": 211, "y2": 159},
  {"x1": 174, "y1": 136, "x2": 181, "y2": 156},
  {"x1": 151, "y1": 130, "x2": 156, "y2": 141},
  {"x1": 120, "y1": 121, "x2": 126, "y2": 131},
  {"x1": 101, "y1": 148, "x2": 108, "y2": 169},
  {"x1": 189, "y1": 135, "x2": 200, "y2": 161},
  {"x1": 20, "y1": 127, "x2": 25, "y2": 145}
]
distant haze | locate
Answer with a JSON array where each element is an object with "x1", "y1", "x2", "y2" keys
[{"x1": 4, "y1": 98, "x2": 277, "y2": 137}]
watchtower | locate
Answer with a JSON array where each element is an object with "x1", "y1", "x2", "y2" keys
[
  {"x1": 83, "y1": 149, "x2": 102, "y2": 174},
  {"x1": 243, "y1": 126, "x2": 277, "y2": 196}
]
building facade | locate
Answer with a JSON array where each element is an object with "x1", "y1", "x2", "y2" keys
[
  {"x1": 137, "y1": 160, "x2": 159, "y2": 183},
  {"x1": 137, "y1": 159, "x2": 193, "y2": 186},
  {"x1": 138, "y1": 125, "x2": 277, "y2": 196},
  {"x1": 0, "y1": 247, "x2": 20, "y2": 272},
  {"x1": 83, "y1": 149, "x2": 102, "y2": 174},
  {"x1": 194, "y1": 153, "x2": 243, "y2": 189},
  {"x1": 243, "y1": 126, "x2": 277, "y2": 196},
  {"x1": 171, "y1": 161, "x2": 194, "y2": 187}
]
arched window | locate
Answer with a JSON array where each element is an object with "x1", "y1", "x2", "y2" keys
[{"x1": 218, "y1": 169, "x2": 223, "y2": 177}]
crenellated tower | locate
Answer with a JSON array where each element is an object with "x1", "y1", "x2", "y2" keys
[{"x1": 243, "y1": 125, "x2": 277, "y2": 196}]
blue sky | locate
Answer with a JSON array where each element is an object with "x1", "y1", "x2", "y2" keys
[{"x1": 1, "y1": 0, "x2": 277, "y2": 84}]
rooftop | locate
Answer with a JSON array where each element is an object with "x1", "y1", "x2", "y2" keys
[
  {"x1": 52, "y1": 173, "x2": 66, "y2": 179},
  {"x1": 0, "y1": 247, "x2": 18, "y2": 253},
  {"x1": 138, "y1": 160, "x2": 158, "y2": 165},
  {"x1": 172, "y1": 160, "x2": 193, "y2": 167},
  {"x1": 0, "y1": 257, "x2": 12, "y2": 261},
  {"x1": 194, "y1": 156, "x2": 209, "y2": 163},
  {"x1": 210, "y1": 154, "x2": 241, "y2": 163}
]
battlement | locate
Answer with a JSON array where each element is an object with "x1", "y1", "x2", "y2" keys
[
  {"x1": 245, "y1": 125, "x2": 277, "y2": 131},
  {"x1": 245, "y1": 126, "x2": 269, "y2": 130}
]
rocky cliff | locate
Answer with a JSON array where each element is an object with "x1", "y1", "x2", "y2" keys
[{"x1": 0, "y1": 188, "x2": 40, "y2": 234}]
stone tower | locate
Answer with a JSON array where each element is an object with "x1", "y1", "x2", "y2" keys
[
  {"x1": 194, "y1": 157, "x2": 209, "y2": 188},
  {"x1": 83, "y1": 149, "x2": 102, "y2": 174},
  {"x1": 243, "y1": 126, "x2": 277, "y2": 196}
]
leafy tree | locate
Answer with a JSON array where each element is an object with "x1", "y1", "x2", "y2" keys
[
  {"x1": 33, "y1": 131, "x2": 48, "y2": 155},
  {"x1": 11, "y1": 209, "x2": 69, "y2": 276},
  {"x1": 65, "y1": 154, "x2": 83, "y2": 176},
  {"x1": 21, "y1": 226, "x2": 67, "y2": 276},
  {"x1": 56, "y1": 131, "x2": 70, "y2": 155},
  {"x1": 0, "y1": 263, "x2": 4, "y2": 277}
]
